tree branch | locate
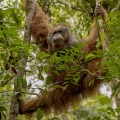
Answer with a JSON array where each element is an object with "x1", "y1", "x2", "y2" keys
[{"x1": 55, "y1": 0, "x2": 87, "y2": 12}]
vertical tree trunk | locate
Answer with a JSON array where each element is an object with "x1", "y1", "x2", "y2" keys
[
  {"x1": 9, "y1": 0, "x2": 35, "y2": 120},
  {"x1": 111, "y1": 78, "x2": 120, "y2": 116}
]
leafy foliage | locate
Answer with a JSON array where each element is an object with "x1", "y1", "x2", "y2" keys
[{"x1": 0, "y1": 0, "x2": 120, "y2": 120}]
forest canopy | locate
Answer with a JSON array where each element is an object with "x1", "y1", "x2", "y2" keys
[{"x1": 0, "y1": 0, "x2": 120, "y2": 120}]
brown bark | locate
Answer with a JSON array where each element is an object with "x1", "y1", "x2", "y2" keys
[
  {"x1": 9, "y1": 0, "x2": 35, "y2": 120},
  {"x1": 111, "y1": 78, "x2": 120, "y2": 115}
]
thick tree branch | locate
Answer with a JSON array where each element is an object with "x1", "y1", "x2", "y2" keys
[{"x1": 9, "y1": 0, "x2": 35, "y2": 120}]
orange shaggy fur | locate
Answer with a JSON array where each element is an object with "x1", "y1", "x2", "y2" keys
[{"x1": 19, "y1": 2, "x2": 108, "y2": 117}]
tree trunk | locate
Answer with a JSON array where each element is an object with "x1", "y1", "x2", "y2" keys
[
  {"x1": 9, "y1": 0, "x2": 35, "y2": 120},
  {"x1": 111, "y1": 78, "x2": 120, "y2": 116}
]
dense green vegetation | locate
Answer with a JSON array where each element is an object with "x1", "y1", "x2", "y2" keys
[{"x1": 0, "y1": 0, "x2": 120, "y2": 120}]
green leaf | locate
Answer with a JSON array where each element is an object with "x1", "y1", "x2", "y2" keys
[
  {"x1": 92, "y1": 116, "x2": 101, "y2": 120},
  {"x1": 36, "y1": 108, "x2": 43, "y2": 120},
  {"x1": 63, "y1": 84, "x2": 68, "y2": 90},
  {"x1": 38, "y1": 73, "x2": 44, "y2": 81},
  {"x1": 23, "y1": 42, "x2": 29, "y2": 48},
  {"x1": 53, "y1": 71, "x2": 60, "y2": 76},
  {"x1": 11, "y1": 11, "x2": 21, "y2": 26},
  {"x1": 11, "y1": 39, "x2": 22, "y2": 45},
  {"x1": 4, "y1": 75, "x2": 11, "y2": 80},
  {"x1": 0, "y1": 106, "x2": 7, "y2": 112},
  {"x1": 107, "y1": 107, "x2": 115, "y2": 116},
  {"x1": 98, "y1": 108, "x2": 105, "y2": 112},
  {"x1": 31, "y1": 44, "x2": 37, "y2": 52},
  {"x1": 1, "y1": 81, "x2": 9, "y2": 87},
  {"x1": 18, "y1": 76, "x2": 27, "y2": 88},
  {"x1": 89, "y1": 80, "x2": 94, "y2": 86},
  {"x1": 85, "y1": 52, "x2": 95, "y2": 61},
  {"x1": 14, "y1": 76, "x2": 21, "y2": 90},
  {"x1": 46, "y1": 76, "x2": 53, "y2": 85},
  {"x1": 1, "y1": 111, "x2": 6, "y2": 120},
  {"x1": 0, "y1": 8, "x2": 4, "y2": 20},
  {"x1": 37, "y1": 52, "x2": 50, "y2": 61},
  {"x1": 98, "y1": 96, "x2": 110, "y2": 105}
]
